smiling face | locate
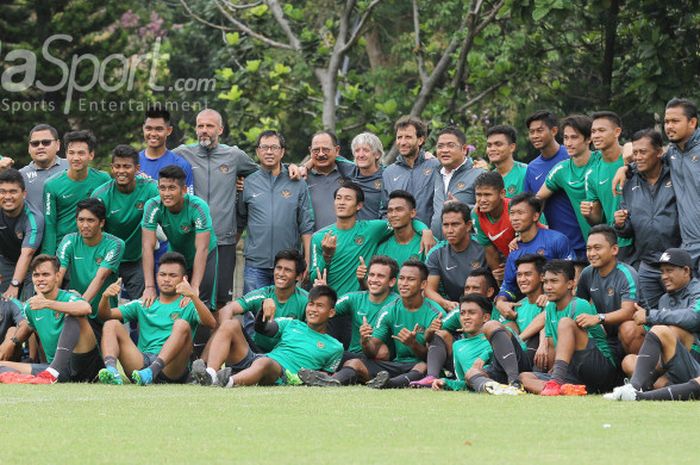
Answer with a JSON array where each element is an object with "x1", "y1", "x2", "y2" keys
[
  {"x1": 158, "y1": 177, "x2": 187, "y2": 209},
  {"x1": 486, "y1": 133, "x2": 515, "y2": 165},
  {"x1": 397, "y1": 265, "x2": 426, "y2": 299},
  {"x1": 386, "y1": 196, "x2": 415, "y2": 230},
  {"x1": 591, "y1": 118, "x2": 621, "y2": 152},
  {"x1": 257, "y1": 135, "x2": 285, "y2": 170},
  {"x1": 32, "y1": 260, "x2": 60, "y2": 295},
  {"x1": 0, "y1": 181, "x2": 25, "y2": 214},
  {"x1": 528, "y1": 120, "x2": 556, "y2": 151},
  {"x1": 66, "y1": 141, "x2": 94, "y2": 172},
  {"x1": 395, "y1": 125, "x2": 424, "y2": 158},
  {"x1": 334, "y1": 186, "x2": 362, "y2": 220},
  {"x1": 353, "y1": 143, "x2": 380, "y2": 170},
  {"x1": 366, "y1": 263, "x2": 396, "y2": 297},
  {"x1": 111, "y1": 156, "x2": 139, "y2": 187},
  {"x1": 660, "y1": 263, "x2": 691, "y2": 294},
  {"x1": 305, "y1": 295, "x2": 335, "y2": 326},
  {"x1": 459, "y1": 301, "x2": 490, "y2": 335},
  {"x1": 563, "y1": 125, "x2": 590, "y2": 158},
  {"x1": 508, "y1": 201, "x2": 538, "y2": 233},
  {"x1": 516, "y1": 262, "x2": 543, "y2": 296},
  {"x1": 143, "y1": 117, "x2": 172, "y2": 150},
  {"x1": 273, "y1": 258, "x2": 299, "y2": 291},
  {"x1": 632, "y1": 136, "x2": 663, "y2": 175},
  {"x1": 309, "y1": 133, "x2": 339, "y2": 171},
  {"x1": 475, "y1": 185, "x2": 504, "y2": 215},
  {"x1": 586, "y1": 233, "x2": 617, "y2": 269}
]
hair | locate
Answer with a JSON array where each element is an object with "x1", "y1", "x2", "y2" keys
[
  {"x1": 63, "y1": 130, "x2": 97, "y2": 153},
  {"x1": 440, "y1": 201, "x2": 471, "y2": 223},
  {"x1": 30, "y1": 254, "x2": 60, "y2": 273},
  {"x1": 631, "y1": 128, "x2": 664, "y2": 150},
  {"x1": 515, "y1": 254, "x2": 547, "y2": 274},
  {"x1": 474, "y1": 171, "x2": 505, "y2": 192},
  {"x1": 526, "y1": 110, "x2": 558, "y2": 130},
  {"x1": 308, "y1": 284, "x2": 338, "y2": 308},
  {"x1": 401, "y1": 258, "x2": 429, "y2": 282},
  {"x1": 158, "y1": 165, "x2": 187, "y2": 186},
  {"x1": 468, "y1": 267, "x2": 499, "y2": 293},
  {"x1": 591, "y1": 111, "x2": 623, "y2": 130},
  {"x1": 274, "y1": 248, "x2": 305, "y2": 276},
  {"x1": 75, "y1": 197, "x2": 106, "y2": 221},
  {"x1": 436, "y1": 126, "x2": 467, "y2": 145},
  {"x1": 486, "y1": 125, "x2": 517, "y2": 144},
  {"x1": 256, "y1": 130, "x2": 286, "y2": 149},
  {"x1": 560, "y1": 114, "x2": 592, "y2": 140},
  {"x1": 459, "y1": 293, "x2": 493, "y2": 316},
  {"x1": 666, "y1": 98, "x2": 698, "y2": 120},
  {"x1": 388, "y1": 189, "x2": 416, "y2": 210},
  {"x1": 311, "y1": 130, "x2": 338, "y2": 146},
  {"x1": 368, "y1": 255, "x2": 400, "y2": 280},
  {"x1": 351, "y1": 132, "x2": 384, "y2": 159},
  {"x1": 29, "y1": 123, "x2": 59, "y2": 140},
  {"x1": 158, "y1": 251, "x2": 187, "y2": 274},
  {"x1": 333, "y1": 180, "x2": 365, "y2": 204},
  {"x1": 145, "y1": 107, "x2": 171, "y2": 125},
  {"x1": 0, "y1": 168, "x2": 25, "y2": 191},
  {"x1": 111, "y1": 144, "x2": 140, "y2": 165},
  {"x1": 394, "y1": 115, "x2": 428, "y2": 140},
  {"x1": 543, "y1": 259, "x2": 576, "y2": 281},
  {"x1": 588, "y1": 224, "x2": 618, "y2": 247},
  {"x1": 509, "y1": 192, "x2": 542, "y2": 214}
]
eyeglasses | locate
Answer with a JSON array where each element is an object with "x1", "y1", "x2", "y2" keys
[
  {"x1": 310, "y1": 147, "x2": 333, "y2": 155},
  {"x1": 257, "y1": 144, "x2": 282, "y2": 152},
  {"x1": 29, "y1": 139, "x2": 56, "y2": 147},
  {"x1": 436, "y1": 142, "x2": 461, "y2": 150}
]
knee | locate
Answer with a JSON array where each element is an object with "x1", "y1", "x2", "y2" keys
[
  {"x1": 434, "y1": 330, "x2": 453, "y2": 345},
  {"x1": 618, "y1": 320, "x2": 640, "y2": 343},
  {"x1": 220, "y1": 318, "x2": 242, "y2": 335},
  {"x1": 556, "y1": 317, "x2": 576, "y2": 332},
  {"x1": 481, "y1": 320, "x2": 503, "y2": 338},
  {"x1": 344, "y1": 358, "x2": 363, "y2": 371},
  {"x1": 465, "y1": 367, "x2": 480, "y2": 380},
  {"x1": 412, "y1": 362, "x2": 427, "y2": 373},
  {"x1": 172, "y1": 318, "x2": 191, "y2": 334},
  {"x1": 649, "y1": 325, "x2": 672, "y2": 340},
  {"x1": 102, "y1": 319, "x2": 121, "y2": 332}
]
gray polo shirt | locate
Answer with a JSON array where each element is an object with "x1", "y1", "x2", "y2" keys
[
  {"x1": 0, "y1": 298, "x2": 24, "y2": 341},
  {"x1": 0, "y1": 204, "x2": 44, "y2": 263},
  {"x1": 665, "y1": 129, "x2": 700, "y2": 247},
  {"x1": 426, "y1": 239, "x2": 486, "y2": 301},
  {"x1": 430, "y1": 158, "x2": 485, "y2": 239},
  {"x1": 647, "y1": 278, "x2": 700, "y2": 340},
  {"x1": 19, "y1": 157, "x2": 68, "y2": 212},
  {"x1": 307, "y1": 161, "x2": 355, "y2": 231},
  {"x1": 351, "y1": 166, "x2": 384, "y2": 221},
  {"x1": 239, "y1": 165, "x2": 314, "y2": 269},
  {"x1": 382, "y1": 151, "x2": 440, "y2": 225},
  {"x1": 174, "y1": 143, "x2": 258, "y2": 246}
]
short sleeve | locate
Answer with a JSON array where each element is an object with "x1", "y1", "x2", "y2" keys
[{"x1": 141, "y1": 199, "x2": 160, "y2": 230}]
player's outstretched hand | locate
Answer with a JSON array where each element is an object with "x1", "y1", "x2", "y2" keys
[{"x1": 431, "y1": 378, "x2": 445, "y2": 390}]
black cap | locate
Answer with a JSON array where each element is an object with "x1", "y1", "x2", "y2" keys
[{"x1": 654, "y1": 248, "x2": 693, "y2": 269}]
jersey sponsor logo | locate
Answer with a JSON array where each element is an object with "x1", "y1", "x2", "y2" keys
[
  {"x1": 607, "y1": 287, "x2": 614, "y2": 296},
  {"x1": 218, "y1": 164, "x2": 230, "y2": 174},
  {"x1": 281, "y1": 190, "x2": 292, "y2": 199},
  {"x1": 446, "y1": 264, "x2": 457, "y2": 271},
  {"x1": 599, "y1": 179, "x2": 610, "y2": 185},
  {"x1": 61, "y1": 193, "x2": 73, "y2": 199},
  {"x1": 456, "y1": 182, "x2": 465, "y2": 190},
  {"x1": 35, "y1": 315, "x2": 44, "y2": 321},
  {"x1": 316, "y1": 341, "x2": 325, "y2": 349},
  {"x1": 487, "y1": 229, "x2": 509, "y2": 241},
  {"x1": 373, "y1": 180, "x2": 382, "y2": 190},
  {"x1": 423, "y1": 168, "x2": 433, "y2": 176},
  {"x1": 354, "y1": 235, "x2": 365, "y2": 245},
  {"x1": 631, "y1": 185, "x2": 640, "y2": 191},
  {"x1": 392, "y1": 176, "x2": 401, "y2": 182},
  {"x1": 180, "y1": 225, "x2": 192, "y2": 233},
  {"x1": 110, "y1": 209, "x2": 121, "y2": 215}
]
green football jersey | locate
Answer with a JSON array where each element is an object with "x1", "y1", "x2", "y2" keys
[
  {"x1": 142, "y1": 193, "x2": 217, "y2": 270},
  {"x1": 514, "y1": 298, "x2": 543, "y2": 332},
  {"x1": 119, "y1": 296, "x2": 200, "y2": 354},
  {"x1": 376, "y1": 233, "x2": 425, "y2": 267},
  {"x1": 452, "y1": 333, "x2": 493, "y2": 381},
  {"x1": 22, "y1": 290, "x2": 85, "y2": 363},
  {"x1": 500, "y1": 161, "x2": 528, "y2": 199},
  {"x1": 334, "y1": 291, "x2": 399, "y2": 353},
  {"x1": 441, "y1": 306, "x2": 461, "y2": 333},
  {"x1": 545, "y1": 151, "x2": 600, "y2": 241},
  {"x1": 266, "y1": 318, "x2": 344, "y2": 377},
  {"x1": 544, "y1": 297, "x2": 614, "y2": 365},
  {"x1": 92, "y1": 175, "x2": 159, "y2": 262},
  {"x1": 57, "y1": 232, "x2": 125, "y2": 317},
  {"x1": 584, "y1": 153, "x2": 632, "y2": 247},
  {"x1": 373, "y1": 297, "x2": 445, "y2": 363},
  {"x1": 42, "y1": 168, "x2": 111, "y2": 255},
  {"x1": 238, "y1": 285, "x2": 309, "y2": 352}
]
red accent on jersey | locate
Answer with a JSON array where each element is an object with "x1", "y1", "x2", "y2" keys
[{"x1": 476, "y1": 198, "x2": 516, "y2": 256}]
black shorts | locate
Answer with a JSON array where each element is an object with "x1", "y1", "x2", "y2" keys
[
  {"x1": 567, "y1": 340, "x2": 620, "y2": 393},
  {"x1": 225, "y1": 348, "x2": 265, "y2": 373},
  {"x1": 663, "y1": 340, "x2": 700, "y2": 385},
  {"x1": 141, "y1": 352, "x2": 189, "y2": 384},
  {"x1": 216, "y1": 244, "x2": 236, "y2": 307},
  {"x1": 360, "y1": 358, "x2": 420, "y2": 378},
  {"x1": 190, "y1": 248, "x2": 218, "y2": 311},
  {"x1": 340, "y1": 351, "x2": 362, "y2": 366},
  {"x1": 68, "y1": 347, "x2": 104, "y2": 382},
  {"x1": 119, "y1": 260, "x2": 145, "y2": 300},
  {"x1": 484, "y1": 332, "x2": 532, "y2": 383}
]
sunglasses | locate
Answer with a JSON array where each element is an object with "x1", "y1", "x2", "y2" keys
[{"x1": 29, "y1": 139, "x2": 56, "y2": 147}]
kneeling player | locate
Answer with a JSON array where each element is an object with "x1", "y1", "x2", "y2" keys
[
  {"x1": 0, "y1": 255, "x2": 102, "y2": 384},
  {"x1": 97, "y1": 252, "x2": 216, "y2": 385},
  {"x1": 520, "y1": 260, "x2": 618, "y2": 396}
]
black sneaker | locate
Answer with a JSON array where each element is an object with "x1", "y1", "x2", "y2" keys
[
  {"x1": 191, "y1": 359, "x2": 212, "y2": 386},
  {"x1": 366, "y1": 370, "x2": 390, "y2": 389},
  {"x1": 298, "y1": 369, "x2": 341, "y2": 387},
  {"x1": 216, "y1": 367, "x2": 233, "y2": 388}
]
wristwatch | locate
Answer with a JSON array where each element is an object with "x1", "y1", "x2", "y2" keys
[
  {"x1": 10, "y1": 336, "x2": 21, "y2": 347},
  {"x1": 10, "y1": 279, "x2": 20, "y2": 287},
  {"x1": 597, "y1": 313, "x2": 606, "y2": 323}
]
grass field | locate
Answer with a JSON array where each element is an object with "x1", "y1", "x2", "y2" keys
[{"x1": 1, "y1": 384, "x2": 698, "y2": 465}]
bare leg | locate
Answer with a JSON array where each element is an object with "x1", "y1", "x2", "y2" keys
[{"x1": 232, "y1": 357, "x2": 283, "y2": 386}]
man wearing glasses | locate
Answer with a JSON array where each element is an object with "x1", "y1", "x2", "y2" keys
[{"x1": 19, "y1": 124, "x2": 68, "y2": 212}]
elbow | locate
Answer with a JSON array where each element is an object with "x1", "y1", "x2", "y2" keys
[{"x1": 77, "y1": 304, "x2": 92, "y2": 317}]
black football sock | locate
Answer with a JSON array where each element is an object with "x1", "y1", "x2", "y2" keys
[
  {"x1": 49, "y1": 316, "x2": 81, "y2": 381},
  {"x1": 490, "y1": 329, "x2": 520, "y2": 384},
  {"x1": 149, "y1": 357, "x2": 166, "y2": 378},
  {"x1": 426, "y1": 336, "x2": 448, "y2": 378},
  {"x1": 467, "y1": 372, "x2": 491, "y2": 392},
  {"x1": 637, "y1": 379, "x2": 700, "y2": 401},
  {"x1": 333, "y1": 367, "x2": 358, "y2": 385},
  {"x1": 386, "y1": 370, "x2": 423, "y2": 388},
  {"x1": 630, "y1": 331, "x2": 662, "y2": 391},
  {"x1": 551, "y1": 359, "x2": 569, "y2": 384}
]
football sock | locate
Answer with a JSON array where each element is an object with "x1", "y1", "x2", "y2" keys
[
  {"x1": 149, "y1": 357, "x2": 166, "y2": 378},
  {"x1": 333, "y1": 367, "x2": 358, "y2": 385},
  {"x1": 49, "y1": 315, "x2": 81, "y2": 381},
  {"x1": 104, "y1": 356, "x2": 118, "y2": 370},
  {"x1": 551, "y1": 359, "x2": 569, "y2": 384},
  {"x1": 426, "y1": 336, "x2": 448, "y2": 378},
  {"x1": 490, "y1": 329, "x2": 519, "y2": 384},
  {"x1": 467, "y1": 373, "x2": 491, "y2": 393},
  {"x1": 206, "y1": 367, "x2": 217, "y2": 384},
  {"x1": 630, "y1": 331, "x2": 661, "y2": 391},
  {"x1": 386, "y1": 370, "x2": 423, "y2": 388},
  {"x1": 637, "y1": 379, "x2": 700, "y2": 401}
]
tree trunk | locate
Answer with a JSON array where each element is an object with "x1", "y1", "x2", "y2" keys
[{"x1": 601, "y1": 0, "x2": 620, "y2": 106}]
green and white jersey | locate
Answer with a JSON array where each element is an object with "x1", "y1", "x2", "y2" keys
[
  {"x1": 57, "y1": 232, "x2": 125, "y2": 317},
  {"x1": 545, "y1": 151, "x2": 600, "y2": 240},
  {"x1": 491, "y1": 298, "x2": 543, "y2": 333},
  {"x1": 452, "y1": 333, "x2": 493, "y2": 381},
  {"x1": 334, "y1": 291, "x2": 399, "y2": 353},
  {"x1": 92, "y1": 175, "x2": 159, "y2": 262},
  {"x1": 373, "y1": 297, "x2": 445, "y2": 363},
  {"x1": 142, "y1": 193, "x2": 217, "y2": 270},
  {"x1": 544, "y1": 297, "x2": 614, "y2": 365},
  {"x1": 584, "y1": 153, "x2": 632, "y2": 247},
  {"x1": 501, "y1": 161, "x2": 528, "y2": 199},
  {"x1": 42, "y1": 168, "x2": 111, "y2": 255},
  {"x1": 376, "y1": 233, "x2": 425, "y2": 268},
  {"x1": 22, "y1": 290, "x2": 84, "y2": 363},
  {"x1": 238, "y1": 285, "x2": 309, "y2": 353},
  {"x1": 266, "y1": 318, "x2": 344, "y2": 376},
  {"x1": 119, "y1": 296, "x2": 200, "y2": 354}
]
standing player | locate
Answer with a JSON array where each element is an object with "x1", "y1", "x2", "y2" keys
[
  {"x1": 376, "y1": 191, "x2": 425, "y2": 268},
  {"x1": 349, "y1": 132, "x2": 384, "y2": 220},
  {"x1": 92, "y1": 145, "x2": 159, "y2": 300},
  {"x1": 139, "y1": 108, "x2": 193, "y2": 191},
  {"x1": 485, "y1": 125, "x2": 527, "y2": 198},
  {"x1": 97, "y1": 252, "x2": 216, "y2": 385},
  {"x1": 42, "y1": 130, "x2": 110, "y2": 255},
  {"x1": 19, "y1": 124, "x2": 68, "y2": 212}
]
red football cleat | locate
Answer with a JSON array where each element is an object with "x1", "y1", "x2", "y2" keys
[
  {"x1": 540, "y1": 379, "x2": 562, "y2": 396},
  {"x1": 560, "y1": 383, "x2": 587, "y2": 396},
  {"x1": 28, "y1": 370, "x2": 58, "y2": 385},
  {"x1": 0, "y1": 372, "x2": 37, "y2": 384}
]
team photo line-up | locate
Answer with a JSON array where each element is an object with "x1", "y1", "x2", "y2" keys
[{"x1": 0, "y1": 97, "x2": 698, "y2": 402}]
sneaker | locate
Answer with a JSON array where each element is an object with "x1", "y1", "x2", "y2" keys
[
  {"x1": 560, "y1": 383, "x2": 587, "y2": 396},
  {"x1": 366, "y1": 370, "x2": 390, "y2": 389},
  {"x1": 540, "y1": 379, "x2": 562, "y2": 396},
  {"x1": 484, "y1": 380, "x2": 524, "y2": 396},
  {"x1": 131, "y1": 368, "x2": 154, "y2": 386},
  {"x1": 409, "y1": 375, "x2": 437, "y2": 389},
  {"x1": 0, "y1": 372, "x2": 36, "y2": 384},
  {"x1": 98, "y1": 367, "x2": 123, "y2": 385},
  {"x1": 298, "y1": 369, "x2": 341, "y2": 387},
  {"x1": 191, "y1": 359, "x2": 212, "y2": 386},
  {"x1": 285, "y1": 370, "x2": 302, "y2": 386},
  {"x1": 603, "y1": 383, "x2": 638, "y2": 401},
  {"x1": 28, "y1": 370, "x2": 58, "y2": 385},
  {"x1": 216, "y1": 367, "x2": 233, "y2": 388}
]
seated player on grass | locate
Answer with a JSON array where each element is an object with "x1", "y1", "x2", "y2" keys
[
  {"x1": 96, "y1": 252, "x2": 216, "y2": 385},
  {"x1": 619, "y1": 248, "x2": 700, "y2": 379},
  {"x1": 520, "y1": 260, "x2": 618, "y2": 396},
  {"x1": 0, "y1": 255, "x2": 102, "y2": 384},
  {"x1": 430, "y1": 293, "x2": 530, "y2": 395},
  {"x1": 0, "y1": 297, "x2": 27, "y2": 362}
]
